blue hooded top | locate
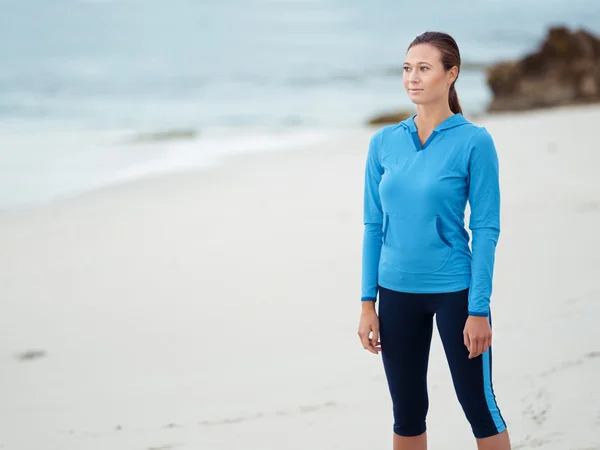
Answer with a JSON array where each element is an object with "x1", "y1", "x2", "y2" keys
[{"x1": 361, "y1": 113, "x2": 500, "y2": 317}]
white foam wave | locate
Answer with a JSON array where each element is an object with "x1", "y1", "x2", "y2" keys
[{"x1": 0, "y1": 126, "x2": 334, "y2": 210}]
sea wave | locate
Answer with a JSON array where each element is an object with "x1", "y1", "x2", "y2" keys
[{"x1": 0, "y1": 124, "x2": 335, "y2": 210}]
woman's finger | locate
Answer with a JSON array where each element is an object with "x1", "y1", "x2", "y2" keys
[
  {"x1": 467, "y1": 332, "x2": 476, "y2": 359},
  {"x1": 360, "y1": 328, "x2": 376, "y2": 354},
  {"x1": 469, "y1": 343, "x2": 477, "y2": 359},
  {"x1": 371, "y1": 327, "x2": 379, "y2": 351},
  {"x1": 359, "y1": 329, "x2": 370, "y2": 350},
  {"x1": 478, "y1": 338, "x2": 486, "y2": 358},
  {"x1": 469, "y1": 335, "x2": 481, "y2": 359},
  {"x1": 363, "y1": 335, "x2": 373, "y2": 352}
]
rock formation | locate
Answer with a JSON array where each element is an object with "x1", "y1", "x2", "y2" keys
[
  {"x1": 486, "y1": 26, "x2": 600, "y2": 112},
  {"x1": 366, "y1": 110, "x2": 414, "y2": 126}
]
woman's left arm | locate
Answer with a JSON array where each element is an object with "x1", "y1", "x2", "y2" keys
[{"x1": 467, "y1": 127, "x2": 501, "y2": 318}]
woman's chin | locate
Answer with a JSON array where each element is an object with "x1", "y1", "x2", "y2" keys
[
  {"x1": 407, "y1": 94, "x2": 435, "y2": 107},
  {"x1": 409, "y1": 97, "x2": 426, "y2": 106}
]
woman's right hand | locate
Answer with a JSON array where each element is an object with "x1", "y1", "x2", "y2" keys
[{"x1": 358, "y1": 301, "x2": 381, "y2": 354}]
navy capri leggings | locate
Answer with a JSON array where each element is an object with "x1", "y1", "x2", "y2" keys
[{"x1": 378, "y1": 286, "x2": 507, "y2": 439}]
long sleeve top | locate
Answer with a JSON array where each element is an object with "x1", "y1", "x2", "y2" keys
[{"x1": 361, "y1": 113, "x2": 501, "y2": 317}]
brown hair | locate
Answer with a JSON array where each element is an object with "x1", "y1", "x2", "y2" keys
[{"x1": 407, "y1": 31, "x2": 462, "y2": 114}]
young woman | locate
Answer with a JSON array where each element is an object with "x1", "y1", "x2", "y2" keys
[{"x1": 357, "y1": 31, "x2": 512, "y2": 450}]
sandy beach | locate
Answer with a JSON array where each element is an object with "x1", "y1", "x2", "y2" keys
[{"x1": 1, "y1": 105, "x2": 599, "y2": 450}]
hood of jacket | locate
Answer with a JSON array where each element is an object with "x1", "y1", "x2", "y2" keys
[{"x1": 399, "y1": 113, "x2": 471, "y2": 151}]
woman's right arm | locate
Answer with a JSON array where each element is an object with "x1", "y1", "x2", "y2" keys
[
  {"x1": 361, "y1": 129, "x2": 385, "y2": 303},
  {"x1": 358, "y1": 130, "x2": 385, "y2": 354}
]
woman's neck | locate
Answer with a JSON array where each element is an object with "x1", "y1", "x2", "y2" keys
[{"x1": 414, "y1": 104, "x2": 455, "y2": 131}]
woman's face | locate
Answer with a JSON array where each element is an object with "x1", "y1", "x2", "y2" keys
[{"x1": 403, "y1": 43, "x2": 457, "y2": 107}]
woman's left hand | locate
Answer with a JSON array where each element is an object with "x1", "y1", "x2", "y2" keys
[{"x1": 463, "y1": 316, "x2": 492, "y2": 359}]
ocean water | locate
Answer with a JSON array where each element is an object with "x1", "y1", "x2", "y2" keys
[{"x1": 1, "y1": 0, "x2": 599, "y2": 209}]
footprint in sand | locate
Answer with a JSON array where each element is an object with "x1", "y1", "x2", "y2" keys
[
  {"x1": 199, "y1": 401, "x2": 337, "y2": 427},
  {"x1": 539, "y1": 351, "x2": 600, "y2": 377},
  {"x1": 13, "y1": 349, "x2": 46, "y2": 361},
  {"x1": 522, "y1": 388, "x2": 551, "y2": 426}
]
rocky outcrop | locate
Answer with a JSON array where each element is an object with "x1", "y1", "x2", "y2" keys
[
  {"x1": 128, "y1": 128, "x2": 198, "y2": 143},
  {"x1": 366, "y1": 110, "x2": 414, "y2": 126},
  {"x1": 486, "y1": 26, "x2": 600, "y2": 112}
]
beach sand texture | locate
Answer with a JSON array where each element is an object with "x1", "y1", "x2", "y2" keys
[{"x1": 1, "y1": 105, "x2": 599, "y2": 449}]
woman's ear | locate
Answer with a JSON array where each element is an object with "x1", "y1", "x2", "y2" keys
[{"x1": 449, "y1": 66, "x2": 459, "y2": 85}]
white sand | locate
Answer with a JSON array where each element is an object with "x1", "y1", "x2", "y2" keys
[{"x1": 1, "y1": 105, "x2": 599, "y2": 450}]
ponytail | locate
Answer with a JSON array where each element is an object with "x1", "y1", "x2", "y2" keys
[{"x1": 449, "y1": 83, "x2": 462, "y2": 114}]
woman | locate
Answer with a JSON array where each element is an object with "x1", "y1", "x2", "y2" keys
[{"x1": 357, "y1": 31, "x2": 512, "y2": 450}]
